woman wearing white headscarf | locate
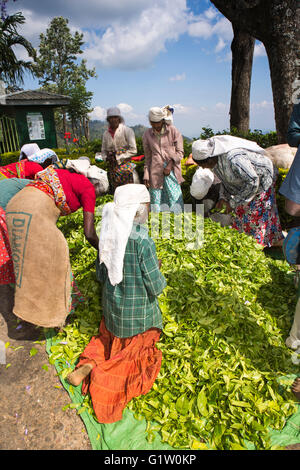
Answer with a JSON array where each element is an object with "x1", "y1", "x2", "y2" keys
[
  {"x1": 192, "y1": 135, "x2": 284, "y2": 247},
  {"x1": 67, "y1": 184, "x2": 166, "y2": 424},
  {"x1": 101, "y1": 106, "x2": 137, "y2": 192},
  {"x1": 143, "y1": 106, "x2": 184, "y2": 213}
]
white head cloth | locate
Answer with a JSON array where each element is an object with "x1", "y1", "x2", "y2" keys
[
  {"x1": 66, "y1": 158, "x2": 109, "y2": 193},
  {"x1": 192, "y1": 135, "x2": 266, "y2": 161},
  {"x1": 162, "y1": 105, "x2": 174, "y2": 124},
  {"x1": 99, "y1": 184, "x2": 150, "y2": 286},
  {"x1": 190, "y1": 167, "x2": 214, "y2": 200},
  {"x1": 106, "y1": 106, "x2": 124, "y2": 123},
  {"x1": 27, "y1": 148, "x2": 58, "y2": 164},
  {"x1": 19, "y1": 143, "x2": 40, "y2": 161}
]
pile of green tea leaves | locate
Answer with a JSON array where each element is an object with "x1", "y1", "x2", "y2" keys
[{"x1": 52, "y1": 200, "x2": 299, "y2": 450}]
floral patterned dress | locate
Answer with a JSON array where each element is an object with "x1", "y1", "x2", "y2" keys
[{"x1": 214, "y1": 149, "x2": 283, "y2": 247}]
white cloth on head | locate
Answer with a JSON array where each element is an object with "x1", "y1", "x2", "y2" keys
[
  {"x1": 192, "y1": 135, "x2": 266, "y2": 161},
  {"x1": 106, "y1": 106, "x2": 124, "y2": 123},
  {"x1": 27, "y1": 148, "x2": 58, "y2": 164},
  {"x1": 148, "y1": 107, "x2": 167, "y2": 123},
  {"x1": 99, "y1": 184, "x2": 150, "y2": 286},
  {"x1": 190, "y1": 167, "x2": 214, "y2": 200},
  {"x1": 19, "y1": 143, "x2": 40, "y2": 161},
  {"x1": 162, "y1": 105, "x2": 174, "y2": 124}
]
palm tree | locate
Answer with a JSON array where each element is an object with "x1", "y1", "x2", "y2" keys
[{"x1": 0, "y1": 12, "x2": 36, "y2": 86}]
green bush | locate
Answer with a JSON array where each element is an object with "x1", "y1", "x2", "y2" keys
[
  {"x1": 195, "y1": 126, "x2": 278, "y2": 149},
  {"x1": 1, "y1": 130, "x2": 293, "y2": 228}
]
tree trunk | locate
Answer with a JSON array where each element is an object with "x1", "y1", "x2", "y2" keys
[
  {"x1": 264, "y1": 35, "x2": 297, "y2": 143},
  {"x1": 62, "y1": 110, "x2": 67, "y2": 135},
  {"x1": 230, "y1": 25, "x2": 255, "y2": 133},
  {"x1": 211, "y1": 0, "x2": 298, "y2": 143},
  {"x1": 83, "y1": 116, "x2": 90, "y2": 141}
]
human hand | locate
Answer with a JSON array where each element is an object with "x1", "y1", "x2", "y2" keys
[
  {"x1": 163, "y1": 162, "x2": 173, "y2": 176},
  {"x1": 215, "y1": 199, "x2": 232, "y2": 214},
  {"x1": 143, "y1": 178, "x2": 150, "y2": 188}
]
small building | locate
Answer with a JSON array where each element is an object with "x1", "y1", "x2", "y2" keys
[{"x1": 0, "y1": 89, "x2": 70, "y2": 154}]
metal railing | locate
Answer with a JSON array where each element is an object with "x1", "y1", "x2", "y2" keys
[{"x1": 0, "y1": 115, "x2": 20, "y2": 153}]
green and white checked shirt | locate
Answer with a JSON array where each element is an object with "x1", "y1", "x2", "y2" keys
[{"x1": 96, "y1": 224, "x2": 166, "y2": 338}]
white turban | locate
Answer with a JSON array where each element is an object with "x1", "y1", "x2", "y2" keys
[
  {"x1": 27, "y1": 148, "x2": 58, "y2": 164},
  {"x1": 192, "y1": 135, "x2": 266, "y2": 161},
  {"x1": 148, "y1": 107, "x2": 166, "y2": 122},
  {"x1": 99, "y1": 184, "x2": 150, "y2": 286}
]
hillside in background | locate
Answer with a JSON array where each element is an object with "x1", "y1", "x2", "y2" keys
[
  {"x1": 89, "y1": 120, "x2": 192, "y2": 141},
  {"x1": 89, "y1": 121, "x2": 149, "y2": 140}
]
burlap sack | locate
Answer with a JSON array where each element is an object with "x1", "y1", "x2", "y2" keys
[{"x1": 6, "y1": 186, "x2": 71, "y2": 328}]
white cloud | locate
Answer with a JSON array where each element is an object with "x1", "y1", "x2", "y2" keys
[
  {"x1": 251, "y1": 100, "x2": 273, "y2": 110},
  {"x1": 187, "y1": 7, "x2": 232, "y2": 58},
  {"x1": 215, "y1": 37, "x2": 226, "y2": 53},
  {"x1": 188, "y1": 19, "x2": 213, "y2": 40},
  {"x1": 203, "y1": 6, "x2": 218, "y2": 21},
  {"x1": 211, "y1": 17, "x2": 232, "y2": 42},
  {"x1": 12, "y1": 2, "x2": 234, "y2": 71},
  {"x1": 169, "y1": 73, "x2": 186, "y2": 82},
  {"x1": 215, "y1": 102, "x2": 228, "y2": 110},
  {"x1": 254, "y1": 42, "x2": 267, "y2": 58},
  {"x1": 82, "y1": 0, "x2": 189, "y2": 69},
  {"x1": 9, "y1": 0, "x2": 151, "y2": 30},
  {"x1": 172, "y1": 103, "x2": 191, "y2": 114},
  {"x1": 117, "y1": 103, "x2": 133, "y2": 114}
]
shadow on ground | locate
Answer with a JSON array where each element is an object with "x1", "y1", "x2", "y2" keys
[{"x1": 0, "y1": 285, "x2": 91, "y2": 450}]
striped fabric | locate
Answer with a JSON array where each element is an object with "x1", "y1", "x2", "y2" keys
[
  {"x1": 0, "y1": 207, "x2": 15, "y2": 284},
  {"x1": 0, "y1": 160, "x2": 26, "y2": 180}
]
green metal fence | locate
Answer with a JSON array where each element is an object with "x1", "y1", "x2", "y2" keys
[{"x1": 0, "y1": 115, "x2": 20, "y2": 153}]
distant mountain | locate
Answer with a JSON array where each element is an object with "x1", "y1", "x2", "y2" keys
[
  {"x1": 89, "y1": 120, "x2": 191, "y2": 141},
  {"x1": 89, "y1": 120, "x2": 108, "y2": 140}
]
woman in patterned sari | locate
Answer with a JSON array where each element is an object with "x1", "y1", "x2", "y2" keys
[
  {"x1": 101, "y1": 107, "x2": 137, "y2": 193},
  {"x1": 192, "y1": 135, "x2": 284, "y2": 247},
  {"x1": 143, "y1": 107, "x2": 184, "y2": 213}
]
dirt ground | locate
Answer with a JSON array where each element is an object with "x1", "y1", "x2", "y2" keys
[
  {"x1": 0, "y1": 284, "x2": 299, "y2": 451},
  {"x1": 0, "y1": 284, "x2": 91, "y2": 450}
]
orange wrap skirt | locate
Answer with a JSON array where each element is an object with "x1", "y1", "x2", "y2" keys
[{"x1": 77, "y1": 317, "x2": 162, "y2": 424}]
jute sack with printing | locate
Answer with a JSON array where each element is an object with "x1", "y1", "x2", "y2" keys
[{"x1": 6, "y1": 186, "x2": 71, "y2": 328}]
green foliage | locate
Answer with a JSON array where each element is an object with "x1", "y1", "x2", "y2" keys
[
  {"x1": 0, "y1": 11, "x2": 36, "y2": 86},
  {"x1": 194, "y1": 126, "x2": 278, "y2": 149},
  {"x1": 33, "y1": 16, "x2": 96, "y2": 136},
  {"x1": 0, "y1": 127, "x2": 293, "y2": 228},
  {"x1": 51, "y1": 209, "x2": 298, "y2": 450}
]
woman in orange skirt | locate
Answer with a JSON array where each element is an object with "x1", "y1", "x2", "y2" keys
[{"x1": 67, "y1": 184, "x2": 167, "y2": 423}]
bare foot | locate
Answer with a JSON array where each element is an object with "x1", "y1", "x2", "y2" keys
[
  {"x1": 67, "y1": 363, "x2": 94, "y2": 387},
  {"x1": 291, "y1": 378, "x2": 300, "y2": 401}
]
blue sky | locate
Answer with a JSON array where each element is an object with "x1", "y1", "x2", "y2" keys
[{"x1": 9, "y1": 0, "x2": 275, "y2": 138}]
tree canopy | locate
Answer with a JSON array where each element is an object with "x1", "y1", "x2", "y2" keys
[{"x1": 0, "y1": 11, "x2": 35, "y2": 86}]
